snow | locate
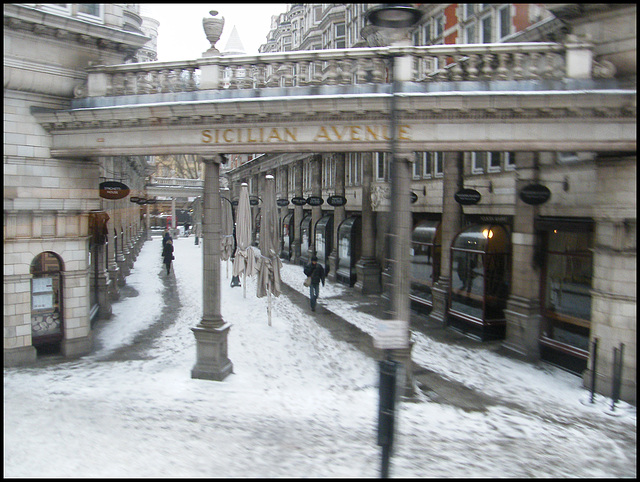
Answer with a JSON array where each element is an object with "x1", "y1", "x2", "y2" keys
[{"x1": 4, "y1": 236, "x2": 636, "y2": 478}]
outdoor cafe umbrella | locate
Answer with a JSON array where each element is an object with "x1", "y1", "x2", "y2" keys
[
  {"x1": 232, "y1": 183, "x2": 258, "y2": 298},
  {"x1": 220, "y1": 191, "x2": 234, "y2": 278},
  {"x1": 256, "y1": 175, "x2": 282, "y2": 326}
]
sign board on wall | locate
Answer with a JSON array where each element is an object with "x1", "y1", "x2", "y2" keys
[{"x1": 99, "y1": 181, "x2": 130, "y2": 200}]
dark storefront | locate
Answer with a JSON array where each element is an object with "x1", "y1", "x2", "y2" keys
[
  {"x1": 299, "y1": 213, "x2": 313, "y2": 266},
  {"x1": 410, "y1": 220, "x2": 441, "y2": 315},
  {"x1": 280, "y1": 211, "x2": 294, "y2": 260},
  {"x1": 314, "y1": 214, "x2": 333, "y2": 271},
  {"x1": 537, "y1": 217, "x2": 594, "y2": 374},
  {"x1": 336, "y1": 215, "x2": 361, "y2": 286},
  {"x1": 448, "y1": 224, "x2": 511, "y2": 340}
]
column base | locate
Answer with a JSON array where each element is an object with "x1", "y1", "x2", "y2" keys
[
  {"x1": 355, "y1": 257, "x2": 382, "y2": 294},
  {"x1": 503, "y1": 295, "x2": 541, "y2": 361},
  {"x1": 429, "y1": 278, "x2": 450, "y2": 326},
  {"x1": 4, "y1": 345, "x2": 37, "y2": 367},
  {"x1": 61, "y1": 334, "x2": 93, "y2": 358},
  {"x1": 191, "y1": 323, "x2": 233, "y2": 381}
]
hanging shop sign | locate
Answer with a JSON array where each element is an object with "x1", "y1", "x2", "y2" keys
[
  {"x1": 520, "y1": 183, "x2": 551, "y2": 205},
  {"x1": 306, "y1": 196, "x2": 324, "y2": 206},
  {"x1": 291, "y1": 197, "x2": 307, "y2": 206},
  {"x1": 99, "y1": 181, "x2": 130, "y2": 200},
  {"x1": 327, "y1": 195, "x2": 347, "y2": 207},
  {"x1": 129, "y1": 196, "x2": 140, "y2": 203},
  {"x1": 249, "y1": 196, "x2": 260, "y2": 206},
  {"x1": 454, "y1": 188, "x2": 482, "y2": 205},
  {"x1": 276, "y1": 198, "x2": 290, "y2": 207},
  {"x1": 410, "y1": 192, "x2": 418, "y2": 204}
]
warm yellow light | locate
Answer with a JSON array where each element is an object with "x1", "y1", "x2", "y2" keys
[{"x1": 482, "y1": 229, "x2": 494, "y2": 239}]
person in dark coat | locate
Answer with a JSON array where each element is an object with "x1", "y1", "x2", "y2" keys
[
  {"x1": 303, "y1": 255, "x2": 325, "y2": 312},
  {"x1": 162, "y1": 239, "x2": 174, "y2": 274},
  {"x1": 162, "y1": 229, "x2": 172, "y2": 250}
]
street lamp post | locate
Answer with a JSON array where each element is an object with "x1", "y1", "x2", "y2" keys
[{"x1": 366, "y1": 4, "x2": 423, "y2": 479}]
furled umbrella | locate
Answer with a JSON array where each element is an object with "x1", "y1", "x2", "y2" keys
[
  {"x1": 220, "y1": 190, "x2": 234, "y2": 278},
  {"x1": 232, "y1": 183, "x2": 258, "y2": 298},
  {"x1": 256, "y1": 175, "x2": 282, "y2": 326}
]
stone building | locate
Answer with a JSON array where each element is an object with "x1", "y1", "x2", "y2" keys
[
  {"x1": 4, "y1": 4, "x2": 156, "y2": 364},
  {"x1": 226, "y1": 4, "x2": 636, "y2": 403}
]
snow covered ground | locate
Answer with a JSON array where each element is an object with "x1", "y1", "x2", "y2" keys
[{"x1": 4, "y1": 236, "x2": 636, "y2": 478}]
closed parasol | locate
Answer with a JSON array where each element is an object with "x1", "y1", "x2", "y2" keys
[{"x1": 232, "y1": 183, "x2": 259, "y2": 297}]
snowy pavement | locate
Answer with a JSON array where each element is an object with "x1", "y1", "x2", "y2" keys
[{"x1": 4, "y1": 236, "x2": 636, "y2": 478}]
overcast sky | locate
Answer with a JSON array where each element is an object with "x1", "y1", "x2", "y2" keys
[{"x1": 146, "y1": 4, "x2": 288, "y2": 61}]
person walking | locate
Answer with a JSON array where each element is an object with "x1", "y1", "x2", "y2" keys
[
  {"x1": 162, "y1": 229, "x2": 172, "y2": 251},
  {"x1": 303, "y1": 255, "x2": 325, "y2": 312},
  {"x1": 162, "y1": 239, "x2": 174, "y2": 275}
]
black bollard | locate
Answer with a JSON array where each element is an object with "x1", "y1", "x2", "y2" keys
[
  {"x1": 590, "y1": 338, "x2": 598, "y2": 403},
  {"x1": 611, "y1": 343, "x2": 625, "y2": 411},
  {"x1": 378, "y1": 357, "x2": 399, "y2": 478}
]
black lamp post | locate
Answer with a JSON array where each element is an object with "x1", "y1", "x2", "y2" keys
[{"x1": 365, "y1": 4, "x2": 423, "y2": 479}]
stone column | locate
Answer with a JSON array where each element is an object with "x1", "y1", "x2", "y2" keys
[
  {"x1": 329, "y1": 153, "x2": 346, "y2": 281},
  {"x1": 292, "y1": 159, "x2": 304, "y2": 263},
  {"x1": 587, "y1": 153, "x2": 636, "y2": 403},
  {"x1": 503, "y1": 152, "x2": 542, "y2": 360},
  {"x1": 430, "y1": 151, "x2": 464, "y2": 325},
  {"x1": 171, "y1": 197, "x2": 177, "y2": 237},
  {"x1": 356, "y1": 152, "x2": 382, "y2": 293},
  {"x1": 91, "y1": 240, "x2": 112, "y2": 319},
  {"x1": 310, "y1": 154, "x2": 323, "y2": 256},
  {"x1": 107, "y1": 223, "x2": 121, "y2": 300},
  {"x1": 146, "y1": 203, "x2": 152, "y2": 240},
  {"x1": 192, "y1": 154, "x2": 233, "y2": 381}
]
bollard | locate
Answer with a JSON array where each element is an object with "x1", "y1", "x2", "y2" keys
[
  {"x1": 378, "y1": 358, "x2": 399, "y2": 478},
  {"x1": 590, "y1": 338, "x2": 598, "y2": 403},
  {"x1": 611, "y1": 343, "x2": 625, "y2": 411}
]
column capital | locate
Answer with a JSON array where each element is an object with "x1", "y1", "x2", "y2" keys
[{"x1": 200, "y1": 154, "x2": 226, "y2": 165}]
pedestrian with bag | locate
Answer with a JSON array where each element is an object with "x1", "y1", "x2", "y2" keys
[
  {"x1": 162, "y1": 239, "x2": 174, "y2": 275},
  {"x1": 303, "y1": 255, "x2": 325, "y2": 312}
]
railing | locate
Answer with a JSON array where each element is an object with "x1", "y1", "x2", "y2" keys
[
  {"x1": 78, "y1": 40, "x2": 615, "y2": 98},
  {"x1": 147, "y1": 177, "x2": 204, "y2": 188}
]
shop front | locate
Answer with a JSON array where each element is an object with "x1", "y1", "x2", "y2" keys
[
  {"x1": 280, "y1": 211, "x2": 294, "y2": 260},
  {"x1": 299, "y1": 213, "x2": 312, "y2": 266},
  {"x1": 314, "y1": 214, "x2": 333, "y2": 272},
  {"x1": 30, "y1": 252, "x2": 64, "y2": 351},
  {"x1": 537, "y1": 217, "x2": 594, "y2": 374},
  {"x1": 336, "y1": 215, "x2": 361, "y2": 286},
  {"x1": 410, "y1": 220, "x2": 441, "y2": 315},
  {"x1": 448, "y1": 224, "x2": 511, "y2": 340}
]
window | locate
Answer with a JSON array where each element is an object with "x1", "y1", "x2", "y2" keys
[
  {"x1": 423, "y1": 23, "x2": 431, "y2": 44},
  {"x1": 375, "y1": 152, "x2": 387, "y2": 181},
  {"x1": 498, "y1": 5, "x2": 511, "y2": 40},
  {"x1": 314, "y1": 6, "x2": 322, "y2": 23},
  {"x1": 422, "y1": 152, "x2": 432, "y2": 179},
  {"x1": 481, "y1": 14, "x2": 492, "y2": 43},
  {"x1": 78, "y1": 4, "x2": 100, "y2": 17},
  {"x1": 505, "y1": 152, "x2": 515, "y2": 170},
  {"x1": 413, "y1": 30, "x2": 421, "y2": 46},
  {"x1": 472, "y1": 152, "x2": 485, "y2": 173},
  {"x1": 434, "y1": 152, "x2": 444, "y2": 177},
  {"x1": 335, "y1": 23, "x2": 345, "y2": 48},
  {"x1": 464, "y1": 4, "x2": 476, "y2": 20},
  {"x1": 435, "y1": 14, "x2": 445, "y2": 38},
  {"x1": 412, "y1": 157, "x2": 421, "y2": 179},
  {"x1": 347, "y1": 153, "x2": 362, "y2": 186},
  {"x1": 488, "y1": 152, "x2": 502, "y2": 172},
  {"x1": 464, "y1": 22, "x2": 476, "y2": 43}
]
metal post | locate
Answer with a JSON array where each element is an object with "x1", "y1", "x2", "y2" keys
[
  {"x1": 590, "y1": 338, "x2": 598, "y2": 403},
  {"x1": 611, "y1": 343, "x2": 624, "y2": 411},
  {"x1": 378, "y1": 356, "x2": 398, "y2": 478}
]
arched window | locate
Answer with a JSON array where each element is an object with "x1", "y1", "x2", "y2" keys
[
  {"x1": 30, "y1": 252, "x2": 64, "y2": 347},
  {"x1": 449, "y1": 224, "x2": 511, "y2": 340}
]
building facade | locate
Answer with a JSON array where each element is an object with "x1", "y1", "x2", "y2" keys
[
  {"x1": 4, "y1": 4, "x2": 156, "y2": 364},
  {"x1": 227, "y1": 4, "x2": 636, "y2": 403}
]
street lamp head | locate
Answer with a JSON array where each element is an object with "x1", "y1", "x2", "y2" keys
[{"x1": 365, "y1": 4, "x2": 423, "y2": 30}]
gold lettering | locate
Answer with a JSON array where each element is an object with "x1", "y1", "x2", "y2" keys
[
  {"x1": 237, "y1": 128, "x2": 242, "y2": 143},
  {"x1": 223, "y1": 129, "x2": 234, "y2": 142},
  {"x1": 215, "y1": 129, "x2": 219, "y2": 143},
  {"x1": 284, "y1": 128, "x2": 297, "y2": 142},
  {"x1": 399, "y1": 125, "x2": 411, "y2": 140},
  {"x1": 267, "y1": 128, "x2": 282, "y2": 142},
  {"x1": 260, "y1": 127, "x2": 264, "y2": 142},
  {"x1": 331, "y1": 126, "x2": 349, "y2": 141},
  {"x1": 202, "y1": 130, "x2": 212, "y2": 143},
  {"x1": 365, "y1": 125, "x2": 380, "y2": 141},
  {"x1": 350, "y1": 125, "x2": 361, "y2": 141},
  {"x1": 313, "y1": 126, "x2": 331, "y2": 142},
  {"x1": 247, "y1": 128, "x2": 257, "y2": 143}
]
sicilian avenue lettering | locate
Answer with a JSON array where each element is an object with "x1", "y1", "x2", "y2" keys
[{"x1": 201, "y1": 124, "x2": 411, "y2": 144}]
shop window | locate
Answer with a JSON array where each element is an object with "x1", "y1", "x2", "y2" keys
[
  {"x1": 30, "y1": 252, "x2": 64, "y2": 347},
  {"x1": 449, "y1": 224, "x2": 510, "y2": 339},
  {"x1": 542, "y1": 229, "x2": 594, "y2": 353},
  {"x1": 410, "y1": 221, "x2": 441, "y2": 310}
]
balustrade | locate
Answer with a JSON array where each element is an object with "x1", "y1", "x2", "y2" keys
[{"x1": 80, "y1": 42, "x2": 613, "y2": 99}]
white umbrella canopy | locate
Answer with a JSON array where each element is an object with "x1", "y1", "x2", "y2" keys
[
  {"x1": 232, "y1": 183, "x2": 258, "y2": 297},
  {"x1": 256, "y1": 175, "x2": 283, "y2": 325},
  {"x1": 220, "y1": 192, "x2": 234, "y2": 262}
]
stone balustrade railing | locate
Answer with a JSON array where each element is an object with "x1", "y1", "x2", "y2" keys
[
  {"x1": 148, "y1": 177, "x2": 204, "y2": 188},
  {"x1": 79, "y1": 40, "x2": 615, "y2": 98}
]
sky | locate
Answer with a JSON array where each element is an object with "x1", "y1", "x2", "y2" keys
[
  {"x1": 146, "y1": 4, "x2": 288, "y2": 61},
  {"x1": 3, "y1": 234, "x2": 636, "y2": 477}
]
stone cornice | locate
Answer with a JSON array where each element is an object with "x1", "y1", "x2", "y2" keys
[{"x1": 3, "y1": 4, "x2": 149, "y2": 53}]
